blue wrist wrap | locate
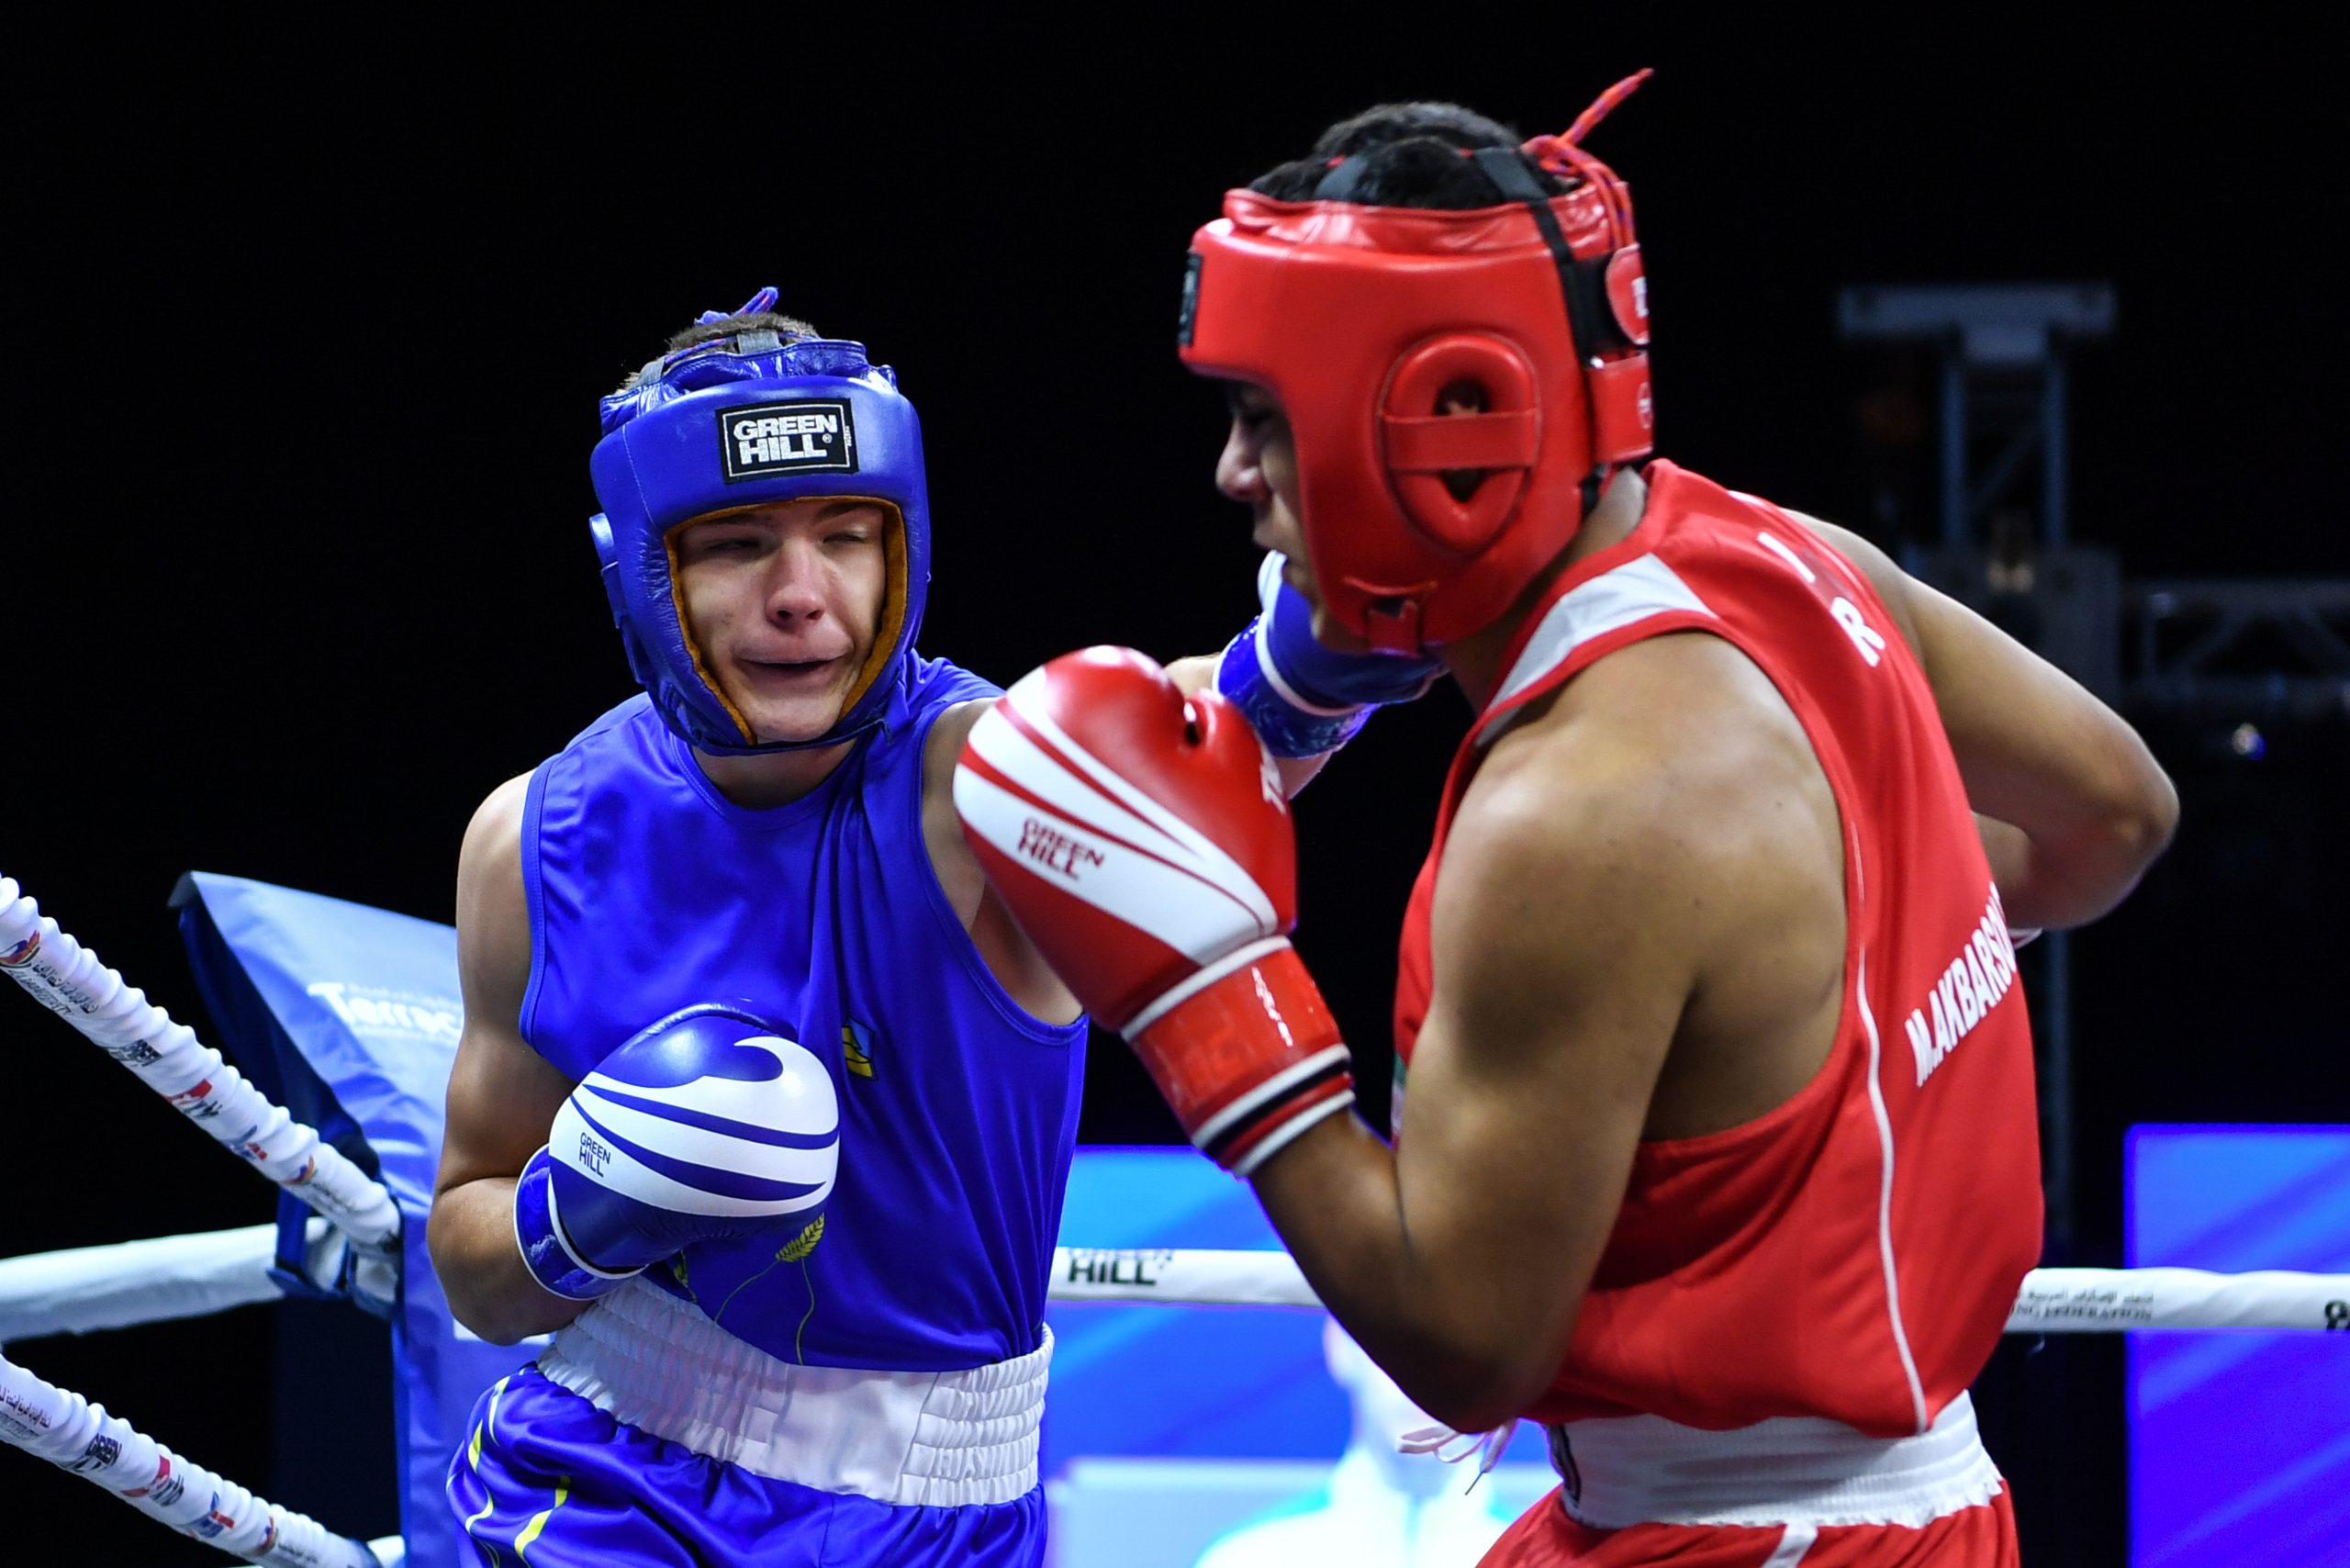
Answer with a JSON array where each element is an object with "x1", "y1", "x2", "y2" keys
[
  {"x1": 1215, "y1": 621, "x2": 1375, "y2": 758},
  {"x1": 512, "y1": 1146, "x2": 639, "y2": 1302},
  {"x1": 1215, "y1": 554, "x2": 1444, "y2": 758}
]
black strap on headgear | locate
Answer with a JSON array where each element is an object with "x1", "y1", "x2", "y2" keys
[{"x1": 1472, "y1": 149, "x2": 1625, "y2": 515}]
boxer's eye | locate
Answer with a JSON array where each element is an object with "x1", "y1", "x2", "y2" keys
[{"x1": 1225, "y1": 388, "x2": 1276, "y2": 431}]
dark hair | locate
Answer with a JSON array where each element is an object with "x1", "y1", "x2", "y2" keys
[
  {"x1": 614, "y1": 309, "x2": 822, "y2": 395},
  {"x1": 1248, "y1": 101, "x2": 1571, "y2": 209}
]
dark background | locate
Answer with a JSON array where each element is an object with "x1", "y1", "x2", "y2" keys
[{"x1": 6, "y1": 16, "x2": 2344, "y2": 1563}]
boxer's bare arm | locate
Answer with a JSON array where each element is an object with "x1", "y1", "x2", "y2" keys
[
  {"x1": 1250, "y1": 638, "x2": 1805, "y2": 1432},
  {"x1": 925, "y1": 701, "x2": 1084, "y2": 1025},
  {"x1": 922, "y1": 677, "x2": 1325, "y2": 1025},
  {"x1": 427, "y1": 774, "x2": 588, "y2": 1344},
  {"x1": 1796, "y1": 514, "x2": 2177, "y2": 931}
]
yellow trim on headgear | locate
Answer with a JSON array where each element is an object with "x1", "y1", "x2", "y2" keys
[{"x1": 665, "y1": 519, "x2": 759, "y2": 745}]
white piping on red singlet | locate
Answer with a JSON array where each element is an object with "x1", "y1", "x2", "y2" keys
[
  {"x1": 1858, "y1": 950, "x2": 1932, "y2": 1433},
  {"x1": 1476, "y1": 553, "x2": 1716, "y2": 746}
]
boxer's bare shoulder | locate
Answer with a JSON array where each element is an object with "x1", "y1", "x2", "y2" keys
[
  {"x1": 454, "y1": 775, "x2": 532, "y2": 1005},
  {"x1": 923, "y1": 698, "x2": 1082, "y2": 1025},
  {"x1": 922, "y1": 697, "x2": 997, "y2": 924},
  {"x1": 1435, "y1": 628, "x2": 1848, "y2": 1137}
]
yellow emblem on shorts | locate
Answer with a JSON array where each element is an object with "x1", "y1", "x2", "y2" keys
[{"x1": 842, "y1": 1020, "x2": 876, "y2": 1079}]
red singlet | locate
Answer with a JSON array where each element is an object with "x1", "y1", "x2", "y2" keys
[{"x1": 1393, "y1": 461, "x2": 2042, "y2": 1440}]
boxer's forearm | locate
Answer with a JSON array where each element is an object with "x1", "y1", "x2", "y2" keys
[
  {"x1": 428, "y1": 1177, "x2": 588, "y2": 1345},
  {"x1": 1249, "y1": 1114, "x2": 1563, "y2": 1434}
]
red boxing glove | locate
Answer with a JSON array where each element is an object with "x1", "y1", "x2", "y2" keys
[{"x1": 955, "y1": 647, "x2": 1355, "y2": 1174}]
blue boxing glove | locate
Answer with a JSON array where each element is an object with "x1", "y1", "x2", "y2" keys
[
  {"x1": 513, "y1": 1002, "x2": 840, "y2": 1301},
  {"x1": 1215, "y1": 553, "x2": 1445, "y2": 758}
]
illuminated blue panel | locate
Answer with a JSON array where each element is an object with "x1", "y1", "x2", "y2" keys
[
  {"x1": 2126, "y1": 1125, "x2": 2350, "y2": 1568},
  {"x1": 1046, "y1": 1146, "x2": 1332, "y2": 1466},
  {"x1": 1046, "y1": 1147, "x2": 1550, "y2": 1568}
]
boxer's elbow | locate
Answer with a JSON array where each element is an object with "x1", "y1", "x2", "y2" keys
[
  {"x1": 1385, "y1": 1299, "x2": 1582, "y2": 1437},
  {"x1": 2065, "y1": 758, "x2": 2178, "y2": 919},
  {"x1": 428, "y1": 1182, "x2": 583, "y2": 1345},
  {"x1": 1401, "y1": 1354, "x2": 1557, "y2": 1439},
  {"x1": 2118, "y1": 766, "x2": 2179, "y2": 870}
]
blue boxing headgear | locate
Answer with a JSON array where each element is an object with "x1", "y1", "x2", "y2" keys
[{"x1": 589, "y1": 313, "x2": 930, "y2": 755}]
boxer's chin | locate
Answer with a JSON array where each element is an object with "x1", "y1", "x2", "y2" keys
[
  {"x1": 700, "y1": 650, "x2": 856, "y2": 747},
  {"x1": 746, "y1": 694, "x2": 849, "y2": 746}
]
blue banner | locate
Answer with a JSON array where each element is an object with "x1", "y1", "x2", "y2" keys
[
  {"x1": 173, "y1": 871, "x2": 532, "y2": 1568},
  {"x1": 2126, "y1": 1124, "x2": 2350, "y2": 1567}
]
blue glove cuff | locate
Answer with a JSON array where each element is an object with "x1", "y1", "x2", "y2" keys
[
  {"x1": 513, "y1": 1145, "x2": 640, "y2": 1302},
  {"x1": 1217, "y1": 621, "x2": 1374, "y2": 758}
]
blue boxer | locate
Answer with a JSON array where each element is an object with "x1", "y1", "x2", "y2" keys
[{"x1": 432, "y1": 296, "x2": 1083, "y2": 1566}]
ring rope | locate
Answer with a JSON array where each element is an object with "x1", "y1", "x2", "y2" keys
[
  {"x1": 0, "y1": 1223, "x2": 329, "y2": 1343},
  {"x1": 1046, "y1": 1248, "x2": 2350, "y2": 1333},
  {"x1": 0, "y1": 876, "x2": 399, "y2": 1249},
  {"x1": 4, "y1": 1234, "x2": 2341, "y2": 1342},
  {"x1": 0, "y1": 1347, "x2": 386, "y2": 1566}
]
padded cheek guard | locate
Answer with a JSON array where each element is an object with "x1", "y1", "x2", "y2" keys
[
  {"x1": 589, "y1": 334, "x2": 932, "y2": 755},
  {"x1": 1178, "y1": 75, "x2": 1655, "y2": 655}
]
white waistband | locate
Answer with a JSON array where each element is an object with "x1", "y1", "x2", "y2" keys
[
  {"x1": 536, "y1": 1276, "x2": 1050, "y2": 1508},
  {"x1": 1548, "y1": 1392, "x2": 2002, "y2": 1530}
]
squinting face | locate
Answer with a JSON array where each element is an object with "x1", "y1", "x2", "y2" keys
[
  {"x1": 671, "y1": 498, "x2": 890, "y2": 746},
  {"x1": 1215, "y1": 385, "x2": 1372, "y2": 652}
]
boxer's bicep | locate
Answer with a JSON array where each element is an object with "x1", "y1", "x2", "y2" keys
[
  {"x1": 924, "y1": 700, "x2": 1083, "y2": 1025},
  {"x1": 438, "y1": 775, "x2": 571, "y2": 1199},
  {"x1": 1394, "y1": 750, "x2": 1699, "y2": 1403}
]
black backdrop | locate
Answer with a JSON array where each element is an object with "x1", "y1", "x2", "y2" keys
[{"x1": 6, "y1": 16, "x2": 2345, "y2": 1563}]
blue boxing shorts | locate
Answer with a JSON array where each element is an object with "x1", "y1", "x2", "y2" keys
[{"x1": 447, "y1": 1280, "x2": 1051, "y2": 1567}]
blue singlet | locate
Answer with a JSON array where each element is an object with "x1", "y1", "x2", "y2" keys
[{"x1": 515, "y1": 655, "x2": 1086, "y2": 1371}]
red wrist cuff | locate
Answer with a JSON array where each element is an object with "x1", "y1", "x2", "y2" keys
[{"x1": 1130, "y1": 941, "x2": 1353, "y2": 1170}]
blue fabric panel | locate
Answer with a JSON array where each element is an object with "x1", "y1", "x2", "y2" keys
[
  {"x1": 2125, "y1": 1125, "x2": 2350, "y2": 1567},
  {"x1": 173, "y1": 871, "x2": 532, "y2": 1568}
]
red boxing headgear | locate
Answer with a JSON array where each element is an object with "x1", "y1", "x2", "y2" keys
[{"x1": 1179, "y1": 73, "x2": 1655, "y2": 653}]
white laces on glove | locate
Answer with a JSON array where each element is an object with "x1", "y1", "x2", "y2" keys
[{"x1": 1396, "y1": 1419, "x2": 1520, "y2": 1492}]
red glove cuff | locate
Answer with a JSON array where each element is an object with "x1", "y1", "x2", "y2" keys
[{"x1": 1129, "y1": 940, "x2": 1355, "y2": 1174}]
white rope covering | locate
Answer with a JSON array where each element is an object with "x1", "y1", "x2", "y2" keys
[
  {"x1": 0, "y1": 1348, "x2": 383, "y2": 1566},
  {"x1": 0, "y1": 876, "x2": 399, "y2": 1249},
  {"x1": 4, "y1": 1231, "x2": 2344, "y2": 1341},
  {"x1": 1046, "y1": 1247, "x2": 2350, "y2": 1332},
  {"x1": 0, "y1": 1222, "x2": 352, "y2": 1345}
]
